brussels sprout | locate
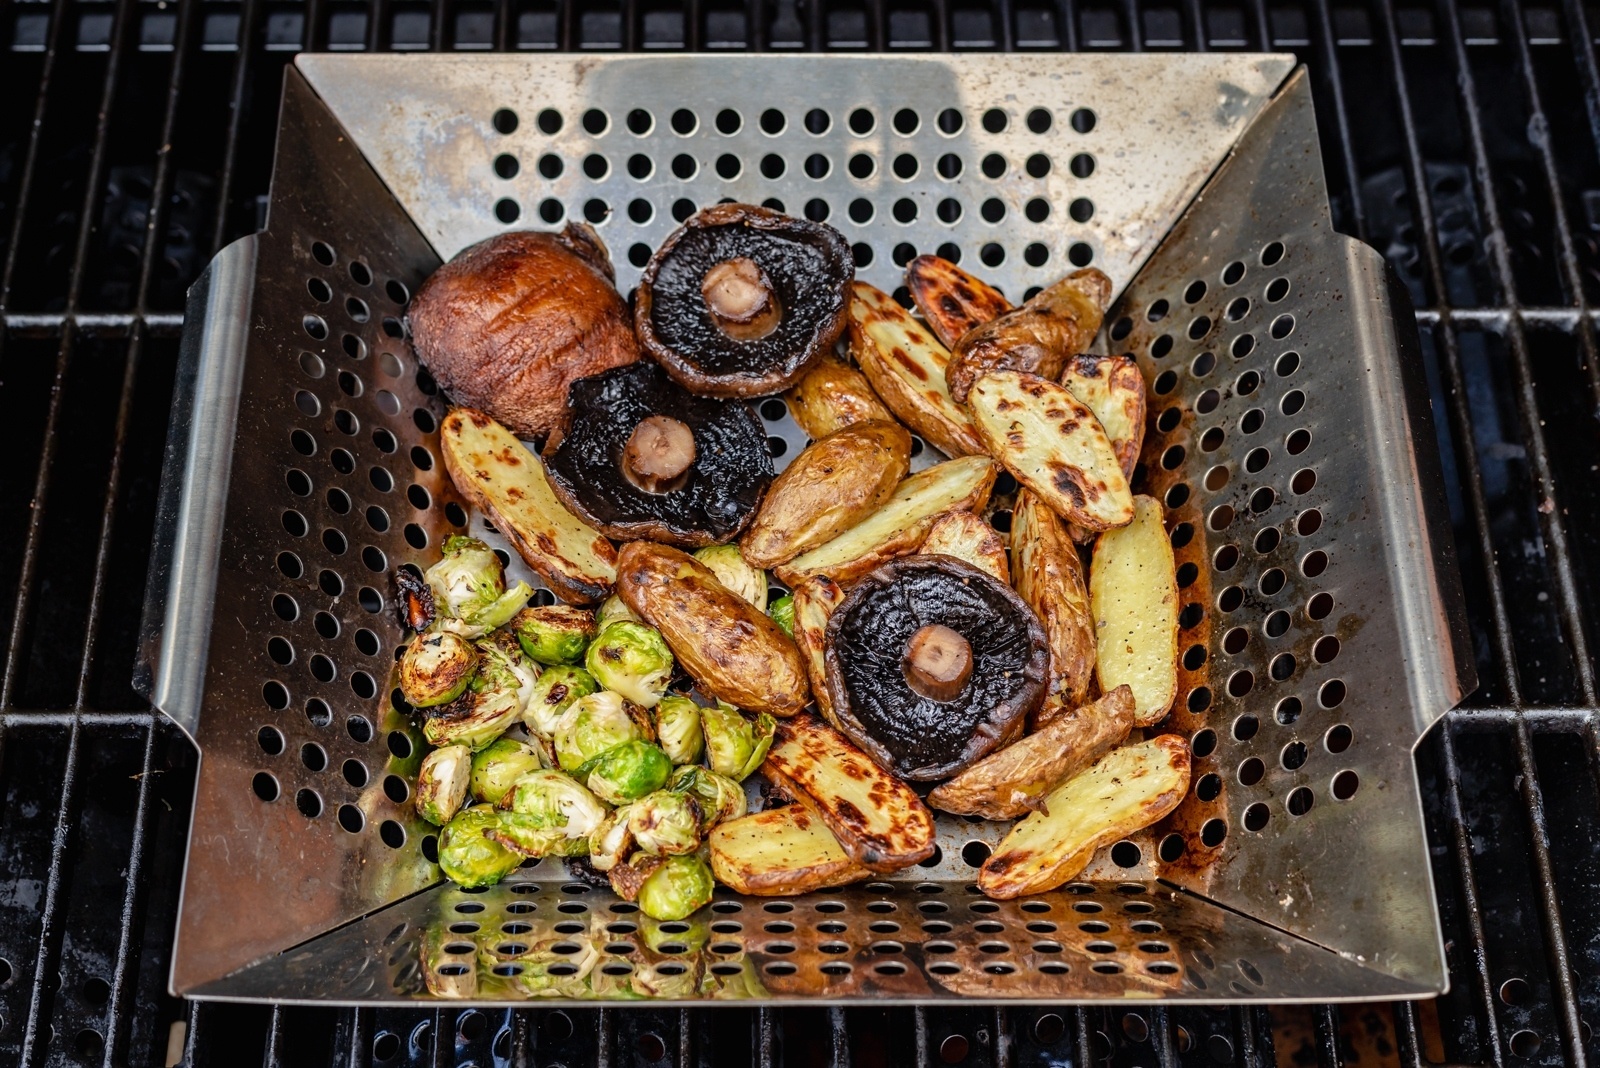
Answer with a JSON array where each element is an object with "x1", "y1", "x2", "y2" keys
[
  {"x1": 667, "y1": 765, "x2": 747, "y2": 831},
  {"x1": 553, "y1": 690, "x2": 647, "y2": 771},
  {"x1": 767, "y1": 593, "x2": 795, "y2": 638},
  {"x1": 636, "y1": 854, "x2": 715, "y2": 921},
  {"x1": 588, "y1": 804, "x2": 636, "y2": 871},
  {"x1": 585, "y1": 622, "x2": 674, "y2": 709},
  {"x1": 514, "y1": 605, "x2": 598, "y2": 665},
  {"x1": 475, "y1": 630, "x2": 541, "y2": 711},
  {"x1": 505, "y1": 769, "x2": 609, "y2": 840},
  {"x1": 399, "y1": 631, "x2": 478, "y2": 708},
  {"x1": 416, "y1": 744, "x2": 473, "y2": 825},
  {"x1": 423, "y1": 678, "x2": 524, "y2": 751},
  {"x1": 491, "y1": 812, "x2": 593, "y2": 858},
  {"x1": 653, "y1": 695, "x2": 704, "y2": 766},
  {"x1": 438, "y1": 805, "x2": 523, "y2": 888},
  {"x1": 596, "y1": 594, "x2": 641, "y2": 630},
  {"x1": 627, "y1": 791, "x2": 702, "y2": 856},
  {"x1": 701, "y1": 705, "x2": 777, "y2": 781},
  {"x1": 580, "y1": 741, "x2": 673, "y2": 804},
  {"x1": 469, "y1": 738, "x2": 544, "y2": 806},
  {"x1": 524, "y1": 665, "x2": 599, "y2": 737},
  {"x1": 425, "y1": 535, "x2": 505, "y2": 617},
  {"x1": 693, "y1": 544, "x2": 768, "y2": 609}
]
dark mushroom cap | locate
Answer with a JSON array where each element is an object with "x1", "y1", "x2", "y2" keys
[
  {"x1": 542, "y1": 361, "x2": 775, "y2": 548},
  {"x1": 824, "y1": 554, "x2": 1049, "y2": 781},
  {"x1": 635, "y1": 203, "x2": 854, "y2": 398}
]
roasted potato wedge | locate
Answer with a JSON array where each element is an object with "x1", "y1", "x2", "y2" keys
[
  {"x1": 978, "y1": 734, "x2": 1190, "y2": 898},
  {"x1": 1090, "y1": 495, "x2": 1179, "y2": 726},
  {"x1": 762, "y1": 715, "x2": 937, "y2": 872},
  {"x1": 709, "y1": 804, "x2": 872, "y2": 895},
  {"x1": 440, "y1": 408, "x2": 617, "y2": 603},
  {"x1": 1010, "y1": 488, "x2": 1096, "y2": 713},
  {"x1": 920, "y1": 510, "x2": 1009, "y2": 583},
  {"x1": 905, "y1": 254, "x2": 1011, "y2": 349},
  {"x1": 783, "y1": 353, "x2": 896, "y2": 441},
  {"x1": 946, "y1": 269, "x2": 1113, "y2": 404},
  {"x1": 1061, "y1": 354, "x2": 1146, "y2": 479},
  {"x1": 615, "y1": 541, "x2": 811, "y2": 717},
  {"x1": 790, "y1": 576, "x2": 846, "y2": 725},
  {"x1": 773, "y1": 455, "x2": 998, "y2": 586},
  {"x1": 741, "y1": 421, "x2": 912, "y2": 569},
  {"x1": 927, "y1": 686, "x2": 1135, "y2": 819},
  {"x1": 848, "y1": 281, "x2": 985, "y2": 458},
  {"x1": 968, "y1": 371, "x2": 1134, "y2": 533}
]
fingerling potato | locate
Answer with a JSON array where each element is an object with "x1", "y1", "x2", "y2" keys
[
  {"x1": 1090, "y1": 495, "x2": 1178, "y2": 726},
  {"x1": 1061, "y1": 353, "x2": 1146, "y2": 479},
  {"x1": 946, "y1": 269, "x2": 1113, "y2": 404},
  {"x1": 790, "y1": 576, "x2": 846, "y2": 725},
  {"x1": 920, "y1": 510, "x2": 1009, "y2": 583},
  {"x1": 1010, "y1": 488, "x2": 1097, "y2": 713},
  {"x1": 709, "y1": 805, "x2": 872, "y2": 895},
  {"x1": 783, "y1": 353, "x2": 896, "y2": 441},
  {"x1": 905, "y1": 254, "x2": 1011, "y2": 349}
]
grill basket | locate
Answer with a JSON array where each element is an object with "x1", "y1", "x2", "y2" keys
[{"x1": 137, "y1": 53, "x2": 1474, "y2": 1005}]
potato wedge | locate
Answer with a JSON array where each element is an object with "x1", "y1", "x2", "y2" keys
[
  {"x1": 762, "y1": 715, "x2": 937, "y2": 872},
  {"x1": 615, "y1": 541, "x2": 810, "y2": 717},
  {"x1": 790, "y1": 576, "x2": 846, "y2": 725},
  {"x1": 946, "y1": 269, "x2": 1113, "y2": 403},
  {"x1": 905, "y1": 254, "x2": 1011, "y2": 349},
  {"x1": 968, "y1": 371, "x2": 1134, "y2": 533},
  {"x1": 1090, "y1": 495, "x2": 1179, "y2": 726},
  {"x1": 709, "y1": 804, "x2": 872, "y2": 895},
  {"x1": 927, "y1": 686, "x2": 1135, "y2": 819},
  {"x1": 1061, "y1": 353, "x2": 1146, "y2": 480},
  {"x1": 920, "y1": 510, "x2": 1009, "y2": 583},
  {"x1": 1010, "y1": 488, "x2": 1096, "y2": 713},
  {"x1": 783, "y1": 353, "x2": 896, "y2": 441},
  {"x1": 741, "y1": 421, "x2": 912, "y2": 569},
  {"x1": 773, "y1": 455, "x2": 997, "y2": 586},
  {"x1": 440, "y1": 408, "x2": 616, "y2": 603},
  {"x1": 848, "y1": 281, "x2": 985, "y2": 458},
  {"x1": 978, "y1": 734, "x2": 1190, "y2": 898}
]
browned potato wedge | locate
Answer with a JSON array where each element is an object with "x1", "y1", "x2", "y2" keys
[
  {"x1": 905, "y1": 254, "x2": 1011, "y2": 349},
  {"x1": 946, "y1": 269, "x2": 1112, "y2": 404},
  {"x1": 978, "y1": 734, "x2": 1190, "y2": 898},
  {"x1": 848, "y1": 281, "x2": 985, "y2": 458},
  {"x1": 927, "y1": 686, "x2": 1135, "y2": 819},
  {"x1": 773, "y1": 455, "x2": 997, "y2": 586},
  {"x1": 708, "y1": 804, "x2": 872, "y2": 895},
  {"x1": 440, "y1": 408, "x2": 616, "y2": 603},
  {"x1": 968, "y1": 371, "x2": 1134, "y2": 533},
  {"x1": 790, "y1": 576, "x2": 846, "y2": 725},
  {"x1": 615, "y1": 541, "x2": 810, "y2": 717},
  {"x1": 1010, "y1": 488, "x2": 1096, "y2": 714},
  {"x1": 1061, "y1": 353, "x2": 1146, "y2": 479},
  {"x1": 920, "y1": 510, "x2": 1009, "y2": 583},
  {"x1": 783, "y1": 353, "x2": 895, "y2": 441},
  {"x1": 1090, "y1": 495, "x2": 1178, "y2": 726},
  {"x1": 762, "y1": 715, "x2": 937, "y2": 872},
  {"x1": 740, "y1": 421, "x2": 912, "y2": 569}
]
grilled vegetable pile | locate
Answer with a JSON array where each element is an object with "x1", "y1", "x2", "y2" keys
[{"x1": 396, "y1": 205, "x2": 1195, "y2": 923}]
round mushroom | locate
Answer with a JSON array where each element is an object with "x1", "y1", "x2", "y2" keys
[
  {"x1": 635, "y1": 203, "x2": 854, "y2": 398},
  {"x1": 824, "y1": 554, "x2": 1050, "y2": 781},
  {"x1": 542, "y1": 361, "x2": 775, "y2": 547}
]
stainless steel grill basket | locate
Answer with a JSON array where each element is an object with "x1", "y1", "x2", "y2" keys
[{"x1": 137, "y1": 53, "x2": 1475, "y2": 1005}]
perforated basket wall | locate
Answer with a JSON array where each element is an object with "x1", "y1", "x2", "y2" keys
[{"x1": 138, "y1": 54, "x2": 1474, "y2": 1004}]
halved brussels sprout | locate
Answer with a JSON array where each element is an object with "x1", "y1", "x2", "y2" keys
[
  {"x1": 701, "y1": 704, "x2": 777, "y2": 781},
  {"x1": 553, "y1": 689, "x2": 649, "y2": 771},
  {"x1": 596, "y1": 593, "x2": 642, "y2": 630},
  {"x1": 588, "y1": 804, "x2": 636, "y2": 872},
  {"x1": 504, "y1": 769, "x2": 609, "y2": 840},
  {"x1": 438, "y1": 804, "x2": 524, "y2": 888},
  {"x1": 692, "y1": 544, "x2": 768, "y2": 609},
  {"x1": 627, "y1": 791, "x2": 702, "y2": 856},
  {"x1": 469, "y1": 737, "x2": 545, "y2": 806},
  {"x1": 636, "y1": 854, "x2": 715, "y2": 921},
  {"x1": 416, "y1": 744, "x2": 473, "y2": 825},
  {"x1": 423, "y1": 678, "x2": 524, "y2": 751},
  {"x1": 580, "y1": 741, "x2": 673, "y2": 804},
  {"x1": 441, "y1": 580, "x2": 533, "y2": 638},
  {"x1": 667, "y1": 765, "x2": 747, "y2": 830},
  {"x1": 425, "y1": 535, "x2": 505, "y2": 617},
  {"x1": 475, "y1": 630, "x2": 541, "y2": 711},
  {"x1": 400, "y1": 631, "x2": 479, "y2": 708},
  {"x1": 585, "y1": 621, "x2": 674, "y2": 708},
  {"x1": 524, "y1": 665, "x2": 599, "y2": 737},
  {"x1": 491, "y1": 813, "x2": 593, "y2": 858},
  {"x1": 513, "y1": 604, "x2": 597, "y2": 666},
  {"x1": 767, "y1": 593, "x2": 795, "y2": 638},
  {"x1": 653, "y1": 695, "x2": 705, "y2": 766}
]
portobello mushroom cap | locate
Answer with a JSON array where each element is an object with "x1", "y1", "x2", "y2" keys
[
  {"x1": 635, "y1": 203, "x2": 854, "y2": 398},
  {"x1": 543, "y1": 361, "x2": 775, "y2": 547},
  {"x1": 824, "y1": 554, "x2": 1050, "y2": 781}
]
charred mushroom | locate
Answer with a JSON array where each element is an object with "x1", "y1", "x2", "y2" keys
[
  {"x1": 635, "y1": 204, "x2": 854, "y2": 398},
  {"x1": 542, "y1": 361, "x2": 775, "y2": 547},
  {"x1": 823, "y1": 554, "x2": 1049, "y2": 781}
]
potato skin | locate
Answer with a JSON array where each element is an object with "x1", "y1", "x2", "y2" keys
[
  {"x1": 905, "y1": 254, "x2": 1011, "y2": 349},
  {"x1": 783, "y1": 353, "x2": 895, "y2": 441},
  {"x1": 615, "y1": 541, "x2": 810, "y2": 717},
  {"x1": 946, "y1": 268, "x2": 1112, "y2": 404},
  {"x1": 741, "y1": 421, "x2": 912, "y2": 568},
  {"x1": 1010, "y1": 488, "x2": 1097, "y2": 716},
  {"x1": 790, "y1": 576, "x2": 846, "y2": 725},
  {"x1": 410, "y1": 226, "x2": 638, "y2": 444}
]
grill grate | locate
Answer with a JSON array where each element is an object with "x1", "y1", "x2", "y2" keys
[{"x1": 0, "y1": 0, "x2": 1597, "y2": 1066}]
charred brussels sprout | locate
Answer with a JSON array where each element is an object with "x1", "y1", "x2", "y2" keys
[
  {"x1": 581, "y1": 740, "x2": 673, "y2": 804},
  {"x1": 701, "y1": 704, "x2": 777, "y2": 781},
  {"x1": 553, "y1": 690, "x2": 649, "y2": 771},
  {"x1": 505, "y1": 769, "x2": 609, "y2": 841},
  {"x1": 513, "y1": 605, "x2": 597, "y2": 666},
  {"x1": 425, "y1": 535, "x2": 533, "y2": 636},
  {"x1": 476, "y1": 630, "x2": 541, "y2": 709},
  {"x1": 524, "y1": 665, "x2": 600, "y2": 737},
  {"x1": 596, "y1": 594, "x2": 642, "y2": 630},
  {"x1": 585, "y1": 621, "x2": 674, "y2": 708},
  {"x1": 438, "y1": 805, "x2": 523, "y2": 888},
  {"x1": 416, "y1": 744, "x2": 473, "y2": 825},
  {"x1": 767, "y1": 594, "x2": 795, "y2": 638},
  {"x1": 588, "y1": 804, "x2": 636, "y2": 871},
  {"x1": 636, "y1": 854, "x2": 715, "y2": 921},
  {"x1": 628, "y1": 791, "x2": 702, "y2": 855},
  {"x1": 469, "y1": 738, "x2": 545, "y2": 806},
  {"x1": 400, "y1": 631, "x2": 478, "y2": 708},
  {"x1": 423, "y1": 676, "x2": 524, "y2": 751},
  {"x1": 692, "y1": 544, "x2": 768, "y2": 609},
  {"x1": 667, "y1": 765, "x2": 747, "y2": 830},
  {"x1": 653, "y1": 695, "x2": 705, "y2": 766}
]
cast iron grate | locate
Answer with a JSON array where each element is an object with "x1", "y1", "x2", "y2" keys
[{"x1": 0, "y1": 0, "x2": 1596, "y2": 1066}]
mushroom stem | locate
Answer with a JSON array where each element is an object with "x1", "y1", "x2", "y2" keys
[
  {"x1": 702, "y1": 257, "x2": 783, "y2": 341},
  {"x1": 903, "y1": 624, "x2": 974, "y2": 702},
  {"x1": 623, "y1": 415, "x2": 697, "y2": 494}
]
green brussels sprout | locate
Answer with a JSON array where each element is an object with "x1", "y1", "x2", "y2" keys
[
  {"x1": 636, "y1": 854, "x2": 715, "y2": 921},
  {"x1": 422, "y1": 677, "x2": 524, "y2": 751},
  {"x1": 588, "y1": 804, "x2": 636, "y2": 872},
  {"x1": 416, "y1": 743, "x2": 473, "y2": 825},
  {"x1": 701, "y1": 704, "x2": 777, "y2": 781},
  {"x1": 504, "y1": 769, "x2": 609, "y2": 840},
  {"x1": 767, "y1": 593, "x2": 795, "y2": 638},
  {"x1": 399, "y1": 631, "x2": 478, "y2": 708},
  {"x1": 580, "y1": 741, "x2": 673, "y2": 804},
  {"x1": 627, "y1": 790, "x2": 702, "y2": 856},
  {"x1": 523, "y1": 665, "x2": 599, "y2": 737},
  {"x1": 585, "y1": 621, "x2": 674, "y2": 709},
  {"x1": 693, "y1": 544, "x2": 768, "y2": 609},
  {"x1": 513, "y1": 604, "x2": 598, "y2": 666},
  {"x1": 667, "y1": 765, "x2": 747, "y2": 831},
  {"x1": 553, "y1": 690, "x2": 647, "y2": 771},
  {"x1": 469, "y1": 738, "x2": 544, "y2": 806},
  {"x1": 491, "y1": 812, "x2": 593, "y2": 858},
  {"x1": 475, "y1": 630, "x2": 541, "y2": 708},
  {"x1": 596, "y1": 594, "x2": 641, "y2": 630},
  {"x1": 437, "y1": 805, "x2": 523, "y2": 888},
  {"x1": 425, "y1": 535, "x2": 505, "y2": 617},
  {"x1": 653, "y1": 695, "x2": 704, "y2": 766}
]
